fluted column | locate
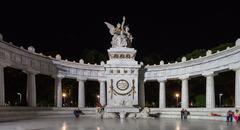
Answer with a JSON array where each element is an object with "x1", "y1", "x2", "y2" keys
[
  {"x1": 54, "y1": 75, "x2": 63, "y2": 107},
  {"x1": 0, "y1": 65, "x2": 5, "y2": 106},
  {"x1": 139, "y1": 80, "x2": 145, "y2": 107},
  {"x1": 77, "y1": 79, "x2": 85, "y2": 108},
  {"x1": 26, "y1": 71, "x2": 37, "y2": 107},
  {"x1": 158, "y1": 79, "x2": 166, "y2": 108},
  {"x1": 204, "y1": 72, "x2": 215, "y2": 108},
  {"x1": 99, "y1": 80, "x2": 106, "y2": 106},
  {"x1": 181, "y1": 76, "x2": 189, "y2": 108},
  {"x1": 235, "y1": 69, "x2": 240, "y2": 108}
]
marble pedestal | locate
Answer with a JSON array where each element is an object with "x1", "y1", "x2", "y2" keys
[{"x1": 105, "y1": 106, "x2": 139, "y2": 118}]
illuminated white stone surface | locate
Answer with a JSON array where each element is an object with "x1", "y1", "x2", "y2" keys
[
  {"x1": 1, "y1": 19, "x2": 240, "y2": 120},
  {"x1": 0, "y1": 117, "x2": 239, "y2": 130}
]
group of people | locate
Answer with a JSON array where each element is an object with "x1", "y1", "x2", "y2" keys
[
  {"x1": 226, "y1": 109, "x2": 240, "y2": 122},
  {"x1": 181, "y1": 109, "x2": 190, "y2": 119},
  {"x1": 74, "y1": 102, "x2": 105, "y2": 118},
  {"x1": 73, "y1": 106, "x2": 240, "y2": 122}
]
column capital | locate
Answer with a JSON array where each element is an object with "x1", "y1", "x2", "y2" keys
[
  {"x1": 229, "y1": 64, "x2": 240, "y2": 71},
  {"x1": 76, "y1": 77, "x2": 87, "y2": 82},
  {"x1": 98, "y1": 79, "x2": 106, "y2": 82},
  {"x1": 202, "y1": 71, "x2": 216, "y2": 77},
  {"x1": 157, "y1": 78, "x2": 167, "y2": 83},
  {"x1": 234, "y1": 68, "x2": 240, "y2": 72},
  {"x1": 52, "y1": 74, "x2": 65, "y2": 79},
  {"x1": 0, "y1": 62, "x2": 9, "y2": 68},
  {"x1": 24, "y1": 69, "x2": 39, "y2": 75},
  {"x1": 179, "y1": 74, "x2": 189, "y2": 80}
]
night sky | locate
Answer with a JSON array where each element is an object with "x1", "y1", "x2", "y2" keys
[{"x1": 1, "y1": 2, "x2": 240, "y2": 62}]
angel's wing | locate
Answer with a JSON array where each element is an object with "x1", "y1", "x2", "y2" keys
[{"x1": 104, "y1": 22, "x2": 115, "y2": 35}]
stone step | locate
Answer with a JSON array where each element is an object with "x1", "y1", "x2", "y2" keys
[
  {"x1": 149, "y1": 108, "x2": 237, "y2": 121},
  {"x1": 0, "y1": 107, "x2": 97, "y2": 122},
  {"x1": 159, "y1": 114, "x2": 226, "y2": 121}
]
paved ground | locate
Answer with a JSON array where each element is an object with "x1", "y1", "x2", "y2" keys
[{"x1": 0, "y1": 116, "x2": 239, "y2": 130}]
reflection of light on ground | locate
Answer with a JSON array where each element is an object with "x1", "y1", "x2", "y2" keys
[
  {"x1": 16, "y1": 126, "x2": 21, "y2": 130},
  {"x1": 176, "y1": 121, "x2": 180, "y2": 130},
  {"x1": 120, "y1": 118, "x2": 125, "y2": 124},
  {"x1": 97, "y1": 126, "x2": 101, "y2": 130},
  {"x1": 62, "y1": 122, "x2": 67, "y2": 130},
  {"x1": 219, "y1": 124, "x2": 226, "y2": 130},
  {"x1": 1, "y1": 118, "x2": 240, "y2": 130},
  {"x1": 176, "y1": 125, "x2": 180, "y2": 130}
]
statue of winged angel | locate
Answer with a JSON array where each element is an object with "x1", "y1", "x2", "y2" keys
[
  {"x1": 104, "y1": 16, "x2": 132, "y2": 48},
  {"x1": 104, "y1": 22, "x2": 119, "y2": 35}
]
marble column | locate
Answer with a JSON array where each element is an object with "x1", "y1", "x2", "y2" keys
[
  {"x1": 205, "y1": 73, "x2": 215, "y2": 108},
  {"x1": 158, "y1": 79, "x2": 166, "y2": 108},
  {"x1": 99, "y1": 80, "x2": 106, "y2": 106},
  {"x1": 77, "y1": 79, "x2": 85, "y2": 108},
  {"x1": 139, "y1": 80, "x2": 145, "y2": 107},
  {"x1": 0, "y1": 65, "x2": 5, "y2": 106},
  {"x1": 54, "y1": 76, "x2": 63, "y2": 107},
  {"x1": 26, "y1": 71, "x2": 37, "y2": 107},
  {"x1": 235, "y1": 69, "x2": 240, "y2": 108},
  {"x1": 181, "y1": 77, "x2": 189, "y2": 108}
]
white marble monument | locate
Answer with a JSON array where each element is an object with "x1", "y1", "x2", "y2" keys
[
  {"x1": 1, "y1": 17, "x2": 240, "y2": 120},
  {"x1": 104, "y1": 16, "x2": 141, "y2": 118}
]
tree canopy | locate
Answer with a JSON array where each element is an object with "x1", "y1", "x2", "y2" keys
[{"x1": 80, "y1": 49, "x2": 107, "y2": 64}]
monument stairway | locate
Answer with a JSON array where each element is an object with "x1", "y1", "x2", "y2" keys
[
  {"x1": 0, "y1": 107, "x2": 97, "y2": 121},
  {"x1": 150, "y1": 108, "x2": 237, "y2": 121}
]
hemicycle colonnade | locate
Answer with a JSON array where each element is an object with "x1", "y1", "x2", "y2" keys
[
  {"x1": 0, "y1": 34, "x2": 240, "y2": 110},
  {"x1": 144, "y1": 39, "x2": 240, "y2": 109}
]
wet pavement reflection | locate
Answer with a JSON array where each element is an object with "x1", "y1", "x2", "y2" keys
[{"x1": 0, "y1": 117, "x2": 239, "y2": 130}]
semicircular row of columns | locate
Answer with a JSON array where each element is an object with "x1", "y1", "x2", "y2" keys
[
  {"x1": 1, "y1": 35, "x2": 240, "y2": 109},
  {"x1": 143, "y1": 39, "x2": 240, "y2": 108},
  {"x1": 0, "y1": 37, "x2": 107, "y2": 107}
]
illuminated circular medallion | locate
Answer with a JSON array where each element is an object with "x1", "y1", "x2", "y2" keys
[{"x1": 116, "y1": 80, "x2": 129, "y2": 91}]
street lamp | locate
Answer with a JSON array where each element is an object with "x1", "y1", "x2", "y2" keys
[
  {"x1": 96, "y1": 94, "x2": 100, "y2": 107},
  {"x1": 219, "y1": 93, "x2": 223, "y2": 107},
  {"x1": 17, "y1": 93, "x2": 22, "y2": 105},
  {"x1": 175, "y1": 93, "x2": 179, "y2": 107},
  {"x1": 97, "y1": 94, "x2": 100, "y2": 102},
  {"x1": 62, "y1": 93, "x2": 67, "y2": 106}
]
